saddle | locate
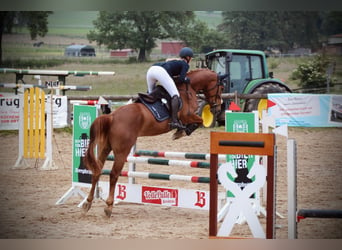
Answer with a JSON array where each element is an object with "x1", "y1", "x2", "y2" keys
[
  {"x1": 138, "y1": 85, "x2": 172, "y2": 106},
  {"x1": 138, "y1": 75, "x2": 183, "y2": 104},
  {"x1": 137, "y1": 86, "x2": 182, "y2": 122}
]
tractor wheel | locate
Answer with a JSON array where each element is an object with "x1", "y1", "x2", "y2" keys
[
  {"x1": 198, "y1": 101, "x2": 216, "y2": 128},
  {"x1": 244, "y1": 83, "x2": 291, "y2": 114}
]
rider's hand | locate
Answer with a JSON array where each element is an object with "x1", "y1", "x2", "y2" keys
[{"x1": 184, "y1": 77, "x2": 190, "y2": 84}]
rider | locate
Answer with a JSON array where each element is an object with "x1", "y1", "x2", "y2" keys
[{"x1": 145, "y1": 47, "x2": 194, "y2": 130}]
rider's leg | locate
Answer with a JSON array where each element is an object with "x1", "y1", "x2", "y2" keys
[
  {"x1": 146, "y1": 66, "x2": 185, "y2": 129},
  {"x1": 146, "y1": 66, "x2": 160, "y2": 93},
  {"x1": 170, "y1": 95, "x2": 185, "y2": 130},
  {"x1": 154, "y1": 68, "x2": 185, "y2": 129},
  {"x1": 139, "y1": 66, "x2": 162, "y2": 102},
  {"x1": 147, "y1": 66, "x2": 179, "y2": 96},
  {"x1": 141, "y1": 66, "x2": 165, "y2": 102}
]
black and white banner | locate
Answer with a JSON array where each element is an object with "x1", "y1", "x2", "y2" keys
[{"x1": 0, "y1": 93, "x2": 68, "y2": 130}]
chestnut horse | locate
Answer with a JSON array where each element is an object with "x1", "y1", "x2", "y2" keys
[{"x1": 82, "y1": 68, "x2": 224, "y2": 217}]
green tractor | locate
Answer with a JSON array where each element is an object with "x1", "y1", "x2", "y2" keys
[{"x1": 197, "y1": 49, "x2": 292, "y2": 127}]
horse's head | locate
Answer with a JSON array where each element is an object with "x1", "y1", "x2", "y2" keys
[
  {"x1": 204, "y1": 74, "x2": 224, "y2": 116},
  {"x1": 187, "y1": 69, "x2": 224, "y2": 116}
]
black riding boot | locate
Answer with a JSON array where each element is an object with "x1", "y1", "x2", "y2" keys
[{"x1": 170, "y1": 95, "x2": 185, "y2": 130}]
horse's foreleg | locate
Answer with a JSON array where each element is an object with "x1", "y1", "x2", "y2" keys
[
  {"x1": 185, "y1": 123, "x2": 200, "y2": 136},
  {"x1": 172, "y1": 123, "x2": 200, "y2": 140},
  {"x1": 173, "y1": 114, "x2": 203, "y2": 140},
  {"x1": 172, "y1": 129, "x2": 186, "y2": 140},
  {"x1": 104, "y1": 160, "x2": 124, "y2": 218},
  {"x1": 82, "y1": 173, "x2": 101, "y2": 212}
]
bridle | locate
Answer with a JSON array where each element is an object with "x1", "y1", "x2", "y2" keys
[
  {"x1": 201, "y1": 79, "x2": 223, "y2": 115},
  {"x1": 178, "y1": 70, "x2": 224, "y2": 117}
]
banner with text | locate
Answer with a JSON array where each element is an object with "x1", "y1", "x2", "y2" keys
[
  {"x1": 268, "y1": 93, "x2": 342, "y2": 127},
  {"x1": 0, "y1": 93, "x2": 68, "y2": 130},
  {"x1": 72, "y1": 105, "x2": 97, "y2": 186},
  {"x1": 225, "y1": 111, "x2": 259, "y2": 197}
]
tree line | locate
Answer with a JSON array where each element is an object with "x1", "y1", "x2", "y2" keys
[
  {"x1": 0, "y1": 11, "x2": 341, "y2": 63},
  {"x1": 88, "y1": 11, "x2": 342, "y2": 61}
]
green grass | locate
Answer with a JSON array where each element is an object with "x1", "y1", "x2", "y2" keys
[
  {"x1": 269, "y1": 55, "x2": 342, "y2": 91},
  {"x1": 195, "y1": 11, "x2": 222, "y2": 29},
  {"x1": 47, "y1": 11, "x2": 98, "y2": 37},
  {"x1": 47, "y1": 27, "x2": 91, "y2": 37},
  {"x1": 2, "y1": 11, "x2": 341, "y2": 95},
  {"x1": 0, "y1": 61, "x2": 152, "y2": 96},
  {"x1": 48, "y1": 11, "x2": 98, "y2": 28},
  {"x1": 3, "y1": 45, "x2": 64, "y2": 59},
  {"x1": 45, "y1": 11, "x2": 222, "y2": 37},
  {"x1": 2, "y1": 57, "x2": 341, "y2": 96},
  {"x1": 12, "y1": 11, "x2": 97, "y2": 38}
]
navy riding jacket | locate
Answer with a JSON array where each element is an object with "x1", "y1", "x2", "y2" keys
[{"x1": 153, "y1": 60, "x2": 190, "y2": 83}]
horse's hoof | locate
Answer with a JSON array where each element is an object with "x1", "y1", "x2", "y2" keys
[
  {"x1": 104, "y1": 207, "x2": 112, "y2": 218},
  {"x1": 82, "y1": 201, "x2": 92, "y2": 213},
  {"x1": 172, "y1": 130, "x2": 185, "y2": 140}
]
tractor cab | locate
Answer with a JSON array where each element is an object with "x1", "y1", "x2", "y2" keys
[
  {"x1": 196, "y1": 49, "x2": 291, "y2": 127},
  {"x1": 205, "y1": 49, "x2": 268, "y2": 97}
]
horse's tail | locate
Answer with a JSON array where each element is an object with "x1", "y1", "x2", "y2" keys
[{"x1": 84, "y1": 115, "x2": 111, "y2": 176}]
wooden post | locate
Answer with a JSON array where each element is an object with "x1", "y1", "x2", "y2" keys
[
  {"x1": 209, "y1": 131, "x2": 275, "y2": 239},
  {"x1": 266, "y1": 151, "x2": 275, "y2": 239},
  {"x1": 209, "y1": 153, "x2": 218, "y2": 236}
]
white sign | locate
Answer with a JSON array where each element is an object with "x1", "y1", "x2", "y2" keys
[
  {"x1": 0, "y1": 93, "x2": 68, "y2": 130},
  {"x1": 217, "y1": 162, "x2": 266, "y2": 238},
  {"x1": 0, "y1": 94, "x2": 20, "y2": 130},
  {"x1": 268, "y1": 93, "x2": 342, "y2": 127}
]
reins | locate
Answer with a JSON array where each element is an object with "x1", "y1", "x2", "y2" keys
[
  {"x1": 198, "y1": 75, "x2": 222, "y2": 114},
  {"x1": 178, "y1": 69, "x2": 222, "y2": 117}
]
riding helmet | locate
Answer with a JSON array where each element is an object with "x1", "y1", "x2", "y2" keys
[{"x1": 179, "y1": 47, "x2": 193, "y2": 58}]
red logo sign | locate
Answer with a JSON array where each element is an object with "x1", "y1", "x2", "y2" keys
[
  {"x1": 116, "y1": 184, "x2": 127, "y2": 200},
  {"x1": 194, "y1": 191, "x2": 206, "y2": 208},
  {"x1": 142, "y1": 186, "x2": 178, "y2": 206}
]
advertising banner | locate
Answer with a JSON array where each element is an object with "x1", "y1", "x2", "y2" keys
[
  {"x1": 98, "y1": 182, "x2": 210, "y2": 210},
  {"x1": 225, "y1": 111, "x2": 258, "y2": 197},
  {"x1": 268, "y1": 93, "x2": 342, "y2": 127},
  {"x1": 45, "y1": 95, "x2": 68, "y2": 128},
  {"x1": 0, "y1": 93, "x2": 68, "y2": 130},
  {"x1": 0, "y1": 94, "x2": 20, "y2": 130},
  {"x1": 72, "y1": 105, "x2": 97, "y2": 185}
]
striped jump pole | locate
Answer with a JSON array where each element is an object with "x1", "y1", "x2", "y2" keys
[
  {"x1": 69, "y1": 100, "x2": 99, "y2": 105},
  {"x1": 107, "y1": 155, "x2": 216, "y2": 169},
  {"x1": 0, "y1": 68, "x2": 114, "y2": 95},
  {"x1": 297, "y1": 209, "x2": 342, "y2": 221},
  {"x1": 134, "y1": 150, "x2": 227, "y2": 161},
  {"x1": 0, "y1": 83, "x2": 91, "y2": 91},
  {"x1": 0, "y1": 68, "x2": 115, "y2": 76},
  {"x1": 101, "y1": 169, "x2": 211, "y2": 184},
  {"x1": 14, "y1": 87, "x2": 54, "y2": 169}
]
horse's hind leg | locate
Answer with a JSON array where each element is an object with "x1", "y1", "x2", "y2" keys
[
  {"x1": 82, "y1": 146, "x2": 111, "y2": 213},
  {"x1": 82, "y1": 173, "x2": 101, "y2": 212},
  {"x1": 104, "y1": 158, "x2": 125, "y2": 218}
]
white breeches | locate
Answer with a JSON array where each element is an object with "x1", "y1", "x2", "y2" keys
[{"x1": 146, "y1": 65, "x2": 180, "y2": 97}]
